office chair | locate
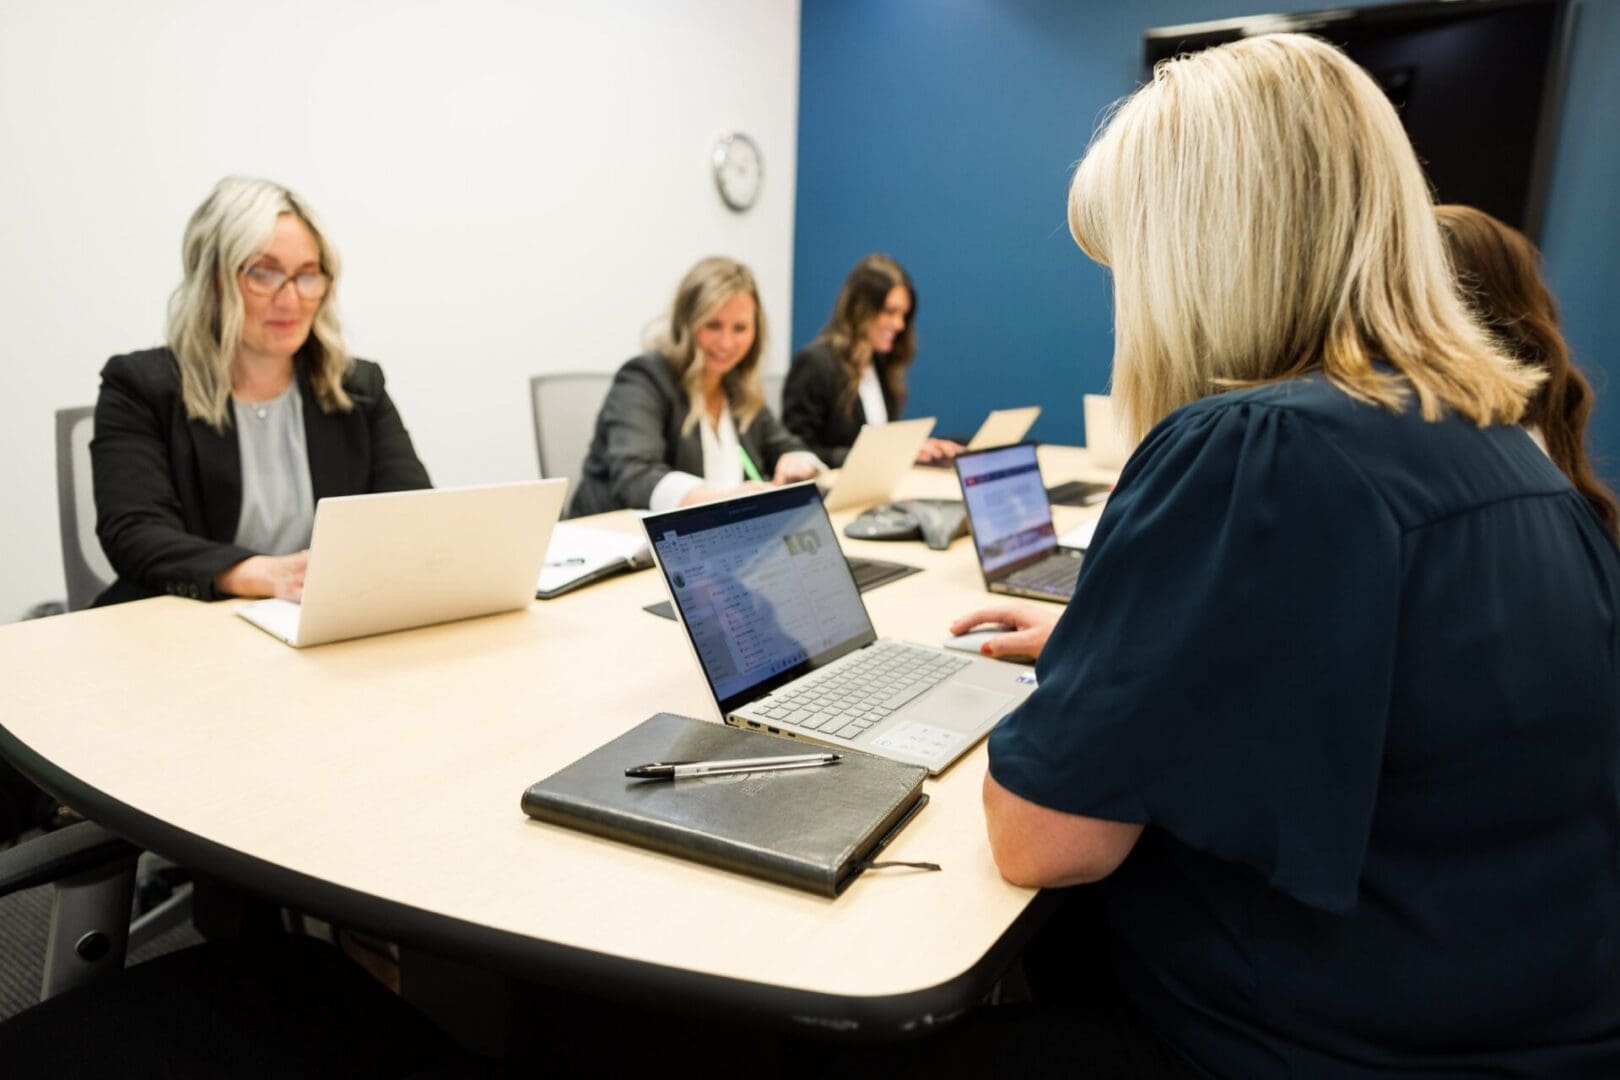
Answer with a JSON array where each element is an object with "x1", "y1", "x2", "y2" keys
[
  {"x1": 0, "y1": 823, "x2": 475, "y2": 1076},
  {"x1": 528, "y1": 372, "x2": 612, "y2": 506},
  {"x1": 43, "y1": 407, "x2": 196, "y2": 971},
  {"x1": 55, "y1": 406, "x2": 115, "y2": 611},
  {"x1": 761, "y1": 371, "x2": 786, "y2": 418}
]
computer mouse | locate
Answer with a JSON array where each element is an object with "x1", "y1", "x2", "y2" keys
[
  {"x1": 941, "y1": 625, "x2": 1037, "y2": 664},
  {"x1": 844, "y1": 504, "x2": 922, "y2": 542}
]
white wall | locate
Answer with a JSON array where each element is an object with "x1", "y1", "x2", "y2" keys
[{"x1": 0, "y1": 0, "x2": 800, "y2": 621}]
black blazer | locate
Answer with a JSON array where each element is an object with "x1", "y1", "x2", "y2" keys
[
  {"x1": 781, "y1": 340, "x2": 903, "y2": 468},
  {"x1": 90, "y1": 347, "x2": 431, "y2": 606},
  {"x1": 569, "y1": 352, "x2": 809, "y2": 517}
]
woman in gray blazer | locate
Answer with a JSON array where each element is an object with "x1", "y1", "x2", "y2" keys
[{"x1": 570, "y1": 258, "x2": 821, "y2": 517}]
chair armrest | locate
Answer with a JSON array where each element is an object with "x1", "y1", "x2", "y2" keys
[{"x1": 0, "y1": 822, "x2": 139, "y2": 898}]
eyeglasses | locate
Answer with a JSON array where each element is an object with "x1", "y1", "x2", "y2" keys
[{"x1": 240, "y1": 264, "x2": 330, "y2": 301}]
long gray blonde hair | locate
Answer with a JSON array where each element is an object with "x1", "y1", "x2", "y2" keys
[
  {"x1": 649, "y1": 257, "x2": 768, "y2": 434},
  {"x1": 166, "y1": 177, "x2": 352, "y2": 432},
  {"x1": 1069, "y1": 33, "x2": 1541, "y2": 444}
]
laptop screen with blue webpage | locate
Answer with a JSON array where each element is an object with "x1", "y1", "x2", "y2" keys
[
  {"x1": 645, "y1": 484, "x2": 876, "y2": 713},
  {"x1": 957, "y1": 444, "x2": 1058, "y2": 574}
]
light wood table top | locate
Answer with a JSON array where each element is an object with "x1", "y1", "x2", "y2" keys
[{"x1": 0, "y1": 445, "x2": 1113, "y2": 1036}]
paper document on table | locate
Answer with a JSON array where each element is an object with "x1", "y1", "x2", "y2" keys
[
  {"x1": 536, "y1": 523, "x2": 652, "y2": 598},
  {"x1": 1057, "y1": 517, "x2": 1100, "y2": 552}
]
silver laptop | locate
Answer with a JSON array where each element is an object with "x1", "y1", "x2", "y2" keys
[
  {"x1": 644, "y1": 483, "x2": 1034, "y2": 774},
  {"x1": 919, "y1": 406, "x2": 1041, "y2": 468},
  {"x1": 819, "y1": 417, "x2": 935, "y2": 511},
  {"x1": 956, "y1": 444, "x2": 1082, "y2": 603},
  {"x1": 237, "y1": 479, "x2": 568, "y2": 647}
]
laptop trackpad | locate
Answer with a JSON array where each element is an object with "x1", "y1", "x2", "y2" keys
[{"x1": 911, "y1": 682, "x2": 1014, "y2": 731}]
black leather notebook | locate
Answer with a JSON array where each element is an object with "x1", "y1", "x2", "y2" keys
[{"x1": 521, "y1": 713, "x2": 930, "y2": 897}]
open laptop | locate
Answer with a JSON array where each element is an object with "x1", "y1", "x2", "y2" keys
[
  {"x1": 236, "y1": 479, "x2": 568, "y2": 647},
  {"x1": 955, "y1": 444, "x2": 1083, "y2": 603},
  {"x1": 819, "y1": 417, "x2": 935, "y2": 511},
  {"x1": 643, "y1": 482, "x2": 1034, "y2": 774},
  {"x1": 918, "y1": 406, "x2": 1041, "y2": 467}
]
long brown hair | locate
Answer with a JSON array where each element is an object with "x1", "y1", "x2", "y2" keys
[
  {"x1": 813, "y1": 254, "x2": 917, "y2": 419},
  {"x1": 1436, "y1": 204, "x2": 1619, "y2": 539}
]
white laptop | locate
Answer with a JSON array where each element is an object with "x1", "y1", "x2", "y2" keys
[
  {"x1": 644, "y1": 482, "x2": 1034, "y2": 774},
  {"x1": 236, "y1": 480, "x2": 568, "y2": 648},
  {"x1": 919, "y1": 406, "x2": 1041, "y2": 467},
  {"x1": 818, "y1": 416, "x2": 936, "y2": 511}
]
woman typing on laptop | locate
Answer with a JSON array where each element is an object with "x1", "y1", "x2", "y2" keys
[
  {"x1": 569, "y1": 257, "x2": 822, "y2": 516},
  {"x1": 931, "y1": 34, "x2": 1619, "y2": 1078},
  {"x1": 91, "y1": 177, "x2": 431, "y2": 606},
  {"x1": 782, "y1": 253, "x2": 960, "y2": 468}
]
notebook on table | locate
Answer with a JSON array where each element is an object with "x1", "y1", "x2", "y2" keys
[
  {"x1": 818, "y1": 417, "x2": 936, "y2": 511},
  {"x1": 235, "y1": 479, "x2": 567, "y2": 647},
  {"x1": 917, "y1": 406, "x2": 1041, "y2": 468},
  {"x1": 642, "y1": 482, "x2": 1034, "y2": 774},
  {"x1": 521, "y1": 712, "x2": 929, "y2": 897},
  {"x1": 537, "y1": 522, "x2": 653, "y2": 599},
  {"x1": 955, "y1": 444, "x2": 1083, "y2": 604}
]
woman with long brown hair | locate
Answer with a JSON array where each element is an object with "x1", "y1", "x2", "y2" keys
[
  {"x1": 1437, "y1": 203, "x2": 1618, "y2": 539},
  {"x1": 782, "y1": 254, "x2": 960, "y2": 466}
]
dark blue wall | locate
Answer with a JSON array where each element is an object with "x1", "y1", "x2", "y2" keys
[{"x1": 793, "y1": 0, "x2": 1620, "y2": 482}]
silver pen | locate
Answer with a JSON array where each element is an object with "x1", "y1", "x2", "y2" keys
[{"x1": 624, "y1": 753, "x2": 841, "y2": 780}]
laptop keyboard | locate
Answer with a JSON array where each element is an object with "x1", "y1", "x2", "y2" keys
[
  {"x1": 1005, "y1": 554, "x2": 1082, "y2": 595},
  {"x1": 752, "y1": 642, "x2": 971, "y2": 740}
]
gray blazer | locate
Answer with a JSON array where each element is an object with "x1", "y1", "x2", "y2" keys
[{"x1": 569, "y1": 352, "x2": 809, "y2": 517}]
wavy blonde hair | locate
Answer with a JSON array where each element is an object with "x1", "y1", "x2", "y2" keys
[
  {"x1": 166, "y1": 177, "x2": 352, "y2": 432},
  {"x1": 1068, "y1": 33, "x2": 1541, "y2": 444},
  {"x1": 649, "y1": 256, "x2": 768, "y2": 434}
]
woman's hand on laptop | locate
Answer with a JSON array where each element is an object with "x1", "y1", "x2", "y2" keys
[
  {"x1": 916, "y1": 437, "x2": 964, "y2": 465},
  {"x1": 215, "y1": 551, "x2": 309, "y2": 602},
  {"x1": 949, "y1": 604, "x2": 1058, "y2": 661},
  {"x1": 773, "y1": 452, "x2": 823, "y2": 485}
]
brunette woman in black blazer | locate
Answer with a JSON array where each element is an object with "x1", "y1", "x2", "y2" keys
[
  {"x1": 782, "y1": 254, "x2": 960, "y2": 467},
  {"x1": 91, "y1": 178, "x2": 429, "y2": 607},
  {"x1": 570, "y1": 257, "x2": 820, "y2": 517}
]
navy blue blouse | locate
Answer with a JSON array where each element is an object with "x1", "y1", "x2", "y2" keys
[{"x1": 989, "y1": 374, "x2": 1620, "y2": 1076}]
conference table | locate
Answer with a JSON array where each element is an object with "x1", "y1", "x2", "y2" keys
[{"x1": 0, "y1": 446, "x2": 1114, "y2": 1040}]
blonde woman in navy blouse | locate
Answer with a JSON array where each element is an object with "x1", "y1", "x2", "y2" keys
[{"x1": 934, "y1": 34, "x2": 1620, "y2": 1079}]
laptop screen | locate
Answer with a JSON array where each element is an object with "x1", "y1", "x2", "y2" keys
[
  {"x1": 956, "y1": 444, "x2": 1058, "y2": 575},
  {"x1": 644, "y1": 484, "x2": 876, "y2": 713}
]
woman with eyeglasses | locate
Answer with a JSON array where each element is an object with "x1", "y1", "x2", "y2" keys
[{"x1": 90, "y1": 176, "x2": 430, "y2": 606}]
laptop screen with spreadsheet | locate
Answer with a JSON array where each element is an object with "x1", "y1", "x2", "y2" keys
[{"x1": 644, "y1": 484, "x2": 877, "y2": 713}]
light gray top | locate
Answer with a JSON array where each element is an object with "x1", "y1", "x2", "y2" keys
[{"x1": 231, "y1": 383, "x2": 314, "y2": 555}]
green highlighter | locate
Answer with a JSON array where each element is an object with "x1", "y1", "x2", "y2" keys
[{"x1": 738, "y1": 446, "x2": 765, "y2": 483}]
